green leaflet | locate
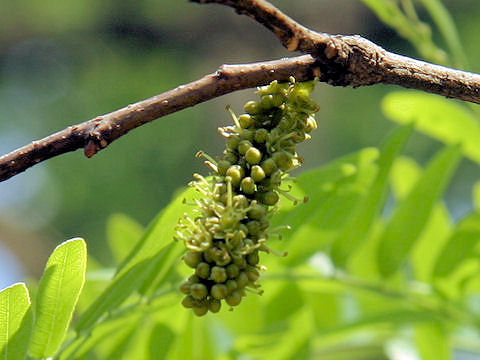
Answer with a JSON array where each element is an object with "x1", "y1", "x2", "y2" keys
[
  {"x1": 29, "y1": 238, "x2": 87, "y2": 359},
  {"x1": 148, "y1": 324, "x2": 175, "y2": 360},
  {"x1": 415, "y1": 323, "x2": 452, "y2": 360},
  {"x1": 361, "y1": 0, "x2": 445, "y2": 64},
  {"x1": 433, "y1": 213, "x2": 480, "y2": 277},
  {"x1": 58, "y1": 314, "x2": 142, "y2": 360},
  {"x1": 272, "y1": 147, "x2": 379, "y2": 266},
  {"x1": 419, "y1": 0, "x2": 468, "y2": 67},
  {"x1": 474, "y1": 181, "x2": 480, "y2": 211},
  {"x1": 265, "y1": 283, "x2": 304, "y2": 329},
  {"x1": 331, "y1": 124, "x2": 413, "y2": 266},
  {"x1": 0, "y1": 283, "x2": 32, "y2": 360},
  {"x1": 382, "y1": 92, "x2": 480, "y2": 164},
  {"x1": 75, "y1": 243, "x2": 175, "y2": 334},
  {"x1": 390, "y1": 156, "x2": 453, "y2": 281},
  {"x1": 76, "y1": 186, "x2": 197, "y2": 333},
  {"x1": 107, "y1": 213, "x2": 144, "y2": 263},
  {"x1": 377, "y1": 145, "x2": 461, "y2": 277},
  {"x1": 171, "y1": 315, "x2": 216, "y2": 360}
]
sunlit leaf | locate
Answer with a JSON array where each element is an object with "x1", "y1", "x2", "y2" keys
[
  {"x1": 117, "y1": 186, "x2": 196, "y2": 274},
  {"x1": 382, "y1": 92, "x2": 480, "y2": 164},
  {"x1": 473, "y1": 181, "x2": 480, "y2": 211},
  {"x1": 0, "y1": 283, "x2": 32, "y2": 360},
  {"x1": 148, "y1": 323, "x2": 175, "y2": 360},
  {"x1": 361, "y1": 0, "x2": 445, "y2": 63},
  {"x1": 58, "y1": 314, "x2": 141, "y2": 360},
  {"x1": 390, "y1": 157, "x2": 453, "y2": 281},
  {"x1": 415, "y1": 322, "x2": 451, "y2": 360},
  {"x1": 331, "y1": 125, "x2": 413, "y2": 266},
  {"x1": 104, "y1": 322, "x2": 140, "y2": 360},
  {"x1": 419, "y1": 0, "x2": 468, "y2": 67},
  {"x1": 304, "y1": 291, "x2": 340, "y2": 331},
  {"x1": 377, "y1": 145, "x2": 461, "y2": 277},
  {"x1": 236, "y1": 309, "x2": 314, "y2": 360},
  {"x1": 29, "y1": 238, "x2": 87, "y2": 359},
  {"x1": 433, "y1": 213, "x2": 480, "y2": 277},
  {"x1": 171, "y1": 315, "x2": 216, "y2": 360},
  {"x1": 75, "y1": 243, "x2": 175, "y2": 333},
  {"x1": 273, "y1": 148, "x2": 379, "y2": 266},
  {"x1": 265, "y1": 283, "x2": 304, "y2": 329},
  {"x1": 107, "y1": 213, "x2": 144, "y2": 263},
  {"x1": 76, "y1": 186, "x2": 197, "y2": 333}
]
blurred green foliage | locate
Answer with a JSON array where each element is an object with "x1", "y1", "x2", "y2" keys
[{"x1": 2, "y1": 0, "x2": 480, "y2": 359}]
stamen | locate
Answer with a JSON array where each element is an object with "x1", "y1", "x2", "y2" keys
[
  {"x1": 226, "y1": 105, "x2": 242, "y2": 129},
  {"x1": 196, "y1": 151, "x2": 218, "y2": 165},
  {"x1": 259, "y1": 244, "x2": 288, "y2": 257}
]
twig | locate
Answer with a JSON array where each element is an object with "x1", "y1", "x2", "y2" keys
[
  {"x1": 0, "y1": 55, "x2": 318, "y2": 182},
  {"x1": 1, "y1": 0, "x2": 480, "y2": 182},
  {"x1": 191, "y1": 0, "x2": 480, "y2": 101}
]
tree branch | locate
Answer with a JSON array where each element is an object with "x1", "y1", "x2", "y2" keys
[
  {"x1": 0, "y1": 56, "x2": 319, "y2": 182},
  {"x1": 191, "y1": 0, "x2": 480, "y2": 102},
  {"x1": 1, "y1": 0, "x2": 480, "y2": 183}
]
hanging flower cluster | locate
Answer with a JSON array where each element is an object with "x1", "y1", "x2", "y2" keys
[{"x1": 175, "y1": 77, "x2": 319, "y2": 316}]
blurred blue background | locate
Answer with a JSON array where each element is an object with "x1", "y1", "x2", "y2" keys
[{"x1": 0, "y1": 0, "x2": 479, "y2": 287}]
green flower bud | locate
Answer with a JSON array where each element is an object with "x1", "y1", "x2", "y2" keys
[
  {"x1": 214, "y1": 250, "x2": 231, "y2": 266},
  {"x1": 237, "y1": 272, "x2": 249, "y2": 288},
  {"x1": 191, "y1": 283, "x2": 208, "y2": 299},
  {"x1": 246, "y1": 267, "x2": 260, "y2": 282},
  {"x1": 217, "y1": 160, "x2": 231, "y2": 176},
  {"x1": 244, "y1": 100, "x2": 261, "y2": 114},
  {"x1": 180, "y1": 281, "x2": 192, "y2": 295},
  {"x1": 233, "y1": 194, "x2": 249, "y2": 209},
  {"x1": 258, "y1": 191, "x2": 279, "y2": 206},
  {"x1": 246, "y1": 221, "x2": 261, "y2": 236},
  {"x1": 238, "y1": 114, "x2": 253, "y2": 128},
  {"x1": 259, "y1": 217, "x2": 270, "y2": 230},
  {"x1": 208, "y1": 299, "x2": 222, "y2": 313},
  {"x1": 279, "y1": 117, "x2": 295, "y2": 131},
  {"x1": 193, "y1": 305, "x2": 208, "y2": 317},
  {"x1": 240, "y1": 177, "x2": 256, "y2": 195},
  {"x1": 225, "y1": 291, "x2": 242, "y2": 306},
  {"x1": 226, "y1": 136, "x2": 240, "y2": 151},
  {"x1": 245, "y1": 147, "x2": 262, "y2": 165},
  {"x1": 188, "y1": 275, "x2": 200, "y2": 283},
  {"x1": 226, "y1": 165, "x2": 245, "y2": 187},
  {"x1": 211, "y1": 284, "x2": 228, "y2": 299},
  {"x1": 260, "y1": 94, "x2": 274, "y2": 109},
  {"x1": 233, "y1": 256, "x2": 248, "y2": 269},
  {"x1": 272, "y1": 151, "x2": 294, "y2": 171},
  {"x1": 247, "y1": 251, "x2": 260, "y2": 266},
  {"x1": 248, "y1": 204, "x2": 266, "y2": 220},
  {"x1": 211, "y1": 266, "x2": 228, "y2": 283},
  {"x1": 251, "y1": 165, "x2": 266, "y2": 182},
  {"x1": 254, "y1": 128, "x2": 268, "y2": 143},
  {"x1": 183, "y1": 251, "x2": 202, "y2": 268},
  {"x1": 182, "y1": 296, "x2": 195, "y2": 309},
  {"x1": 226, "y1": 279, "x2": 238, "y2": 292},
  {"x1": 196, "y1": 262, "x2": 210, "y2": 279},
  {"x1": 261, "y1": 158, "x2": 277, "y2": 176},
  {"x1": 226, "y1": 263, "x2": 240, "y2": 279},
  {"x1": 240, "y1": 129, "x2": 255, "y2": 141},
  {"x1": 271, "y1": 94, "x2": 284, "y2": 107},
  {"x1": 231, "y1": 229, "x2": 247, "y2": 247},
  {"x1": 238, "y1": 140, "x2": 252, "y2": 155}
]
